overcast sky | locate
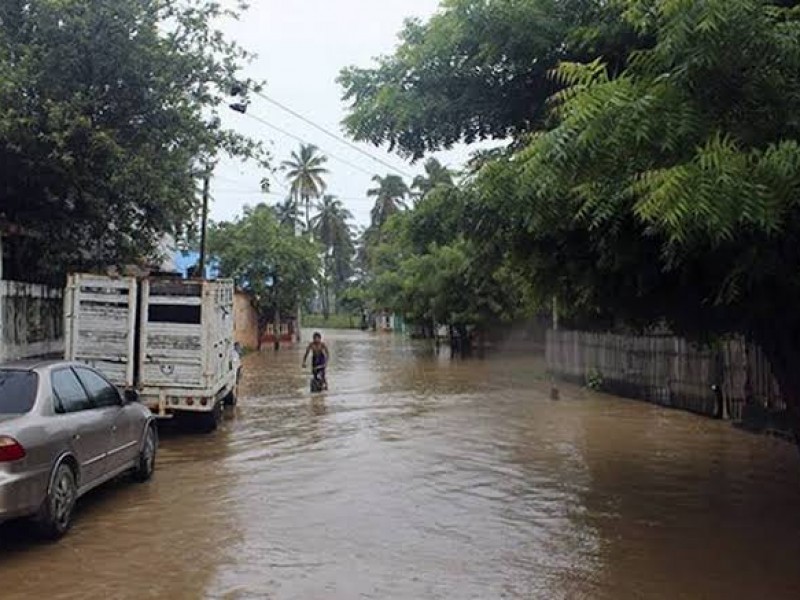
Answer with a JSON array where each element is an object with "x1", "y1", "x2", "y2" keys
[{"x1": 212, "y1": 0, "x2": 474, "y2": 228}]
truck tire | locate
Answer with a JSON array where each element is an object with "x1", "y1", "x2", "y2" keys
[
  {"x1": 35, "y1": 463, "x2": 77, "y2": 540},
  {"x1": 223, "y1": 384, "x2": 238, "y2": 407},
  {"x1": 224, "y1": 368, "x2": 242, "y2": 407},
  {"x1": 197, "y1": 401, "x2": 222, "y2": 433}
]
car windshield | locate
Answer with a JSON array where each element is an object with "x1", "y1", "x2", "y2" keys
[{"x1": 0, "y1": 370, "x2": 38, "y2": 414}]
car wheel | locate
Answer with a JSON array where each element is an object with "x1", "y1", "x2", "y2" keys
[
  {"x1": 133, "y1": 425, "x2": 157, "y2": 482},
  {"x1": 36, "y1": 463, "x2": 77, "y2": 540}
]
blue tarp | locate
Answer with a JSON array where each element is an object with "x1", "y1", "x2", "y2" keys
[{"x1": 173, "y1": 251, "x2": 218, "y2": 279}]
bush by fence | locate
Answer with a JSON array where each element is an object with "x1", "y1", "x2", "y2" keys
[{"x1": 546, "y1": 330, "x2": 785, "y2": 424}]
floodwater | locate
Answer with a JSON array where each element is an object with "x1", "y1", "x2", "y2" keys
[{"x1": 2, "y1": 330, "x2": 800, "y2": 599}]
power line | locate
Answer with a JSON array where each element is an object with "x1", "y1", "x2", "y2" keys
[
  {"x1": 213, "y1": 187, "x2": 378, "y2": 204},
  {"x1": 231, "y1": 110, "x2": 378, "y2": 178},
  {"x1": 253, "y1": 90, "x2": 415, "y2": 179}
]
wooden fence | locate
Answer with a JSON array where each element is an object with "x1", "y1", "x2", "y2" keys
[
  {"x1": 0, "y1": 280, "x2": 64, "y2": 362},
  {"x1": 546, "y1": 330, "x2": 785, "y2": 422}
]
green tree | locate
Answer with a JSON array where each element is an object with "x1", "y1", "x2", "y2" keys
[
  {"x1": 272, "y1": 196, "x2": 302, "y2": 232},
  {"x1": 476, "y1": 0, "x2": 800, "y2": 430},
  {"x1": 282, "y1": 144, "x2": 329, "y2": 234},
  {"x1": 367, "y1": 174, "x2": 410, "y2": 230},
  {"x1": 311, "y1": 195, "x2": 355, "y2": 317},
  {"x1": 339, "y1": 0, "x2": 643, "y2": 159},
  {"x1": 0, "y1": 0, "x2": 264, "y2": 284},
  {"x1": 411, "y1": 158, "x2": 455, "y2": 200},
  {"x1": 364, "y1": 184, "x2": 531, "y2": 341},
  {"x1": 208, "y1": 204, "x2": 319, "y2": 350}
]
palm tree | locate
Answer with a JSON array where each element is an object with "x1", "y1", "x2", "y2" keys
[
  {"x1": 281, "y1": 144, "x2": 329, "y2": 233},
  {"x1": 411, "y1": 158, "x2": 454, "y2": 200},
  {"x1": 272, "y1": 196, "x2": 302, "y2": 232},
  {"x1": 312, "y1": 195, "x2": 353, "y2": 249},
  {"x1": 312, "y1": 195, "x2": 355, "y2": 317},
  {"x1": 367, "y1": 174, "x2": 409, "y2": 231}
]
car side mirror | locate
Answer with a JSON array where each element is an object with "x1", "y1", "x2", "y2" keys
[{"x1": 123, "y1": 389, "x2": 140, "y2": 404}]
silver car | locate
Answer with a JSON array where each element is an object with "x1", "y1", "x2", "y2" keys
[{"x1": 0, "y1": 360, "x2": 157, "y2": 539}]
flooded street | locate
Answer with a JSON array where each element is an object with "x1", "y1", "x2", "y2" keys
[{"x1": 3, "y1": 330, "x2": 800, "y2": 599}]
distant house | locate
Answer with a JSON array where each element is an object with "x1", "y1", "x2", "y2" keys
[
  {"x1": 375, "y1": 310, "x2": 405, "y2": 334},
  {"x1": 260, "y1": 307, "x2": 298, "y2": 346}
]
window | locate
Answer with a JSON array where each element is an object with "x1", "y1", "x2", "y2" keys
[
  {"x1": 52, "y1": 369, "x2": 92, "y2": 413},
  {"x1": 75, "y1": 368, "x2": 121, "y2": 408},
  {"x1": 148, "y1": 304, "x2": 201, "y2": 324},
  {"x1": 0, "y1": 371, "x2": 38, "y2": 414}
]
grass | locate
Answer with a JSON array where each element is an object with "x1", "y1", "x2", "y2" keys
[{"x1": 303, "y1": 313, "x2": 360, "y2": 330}]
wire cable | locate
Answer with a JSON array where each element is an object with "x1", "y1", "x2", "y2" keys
[
  {"x1": 232, "y1": 110, "x2": 378, "y2": 178},
  {"x1": 253, "y1": 90, "x2": 415, "y2": 179}
]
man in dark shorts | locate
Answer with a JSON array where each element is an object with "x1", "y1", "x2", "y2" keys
[{"x1": 302, "y1": 332, "x2": 329, "y2": 390}]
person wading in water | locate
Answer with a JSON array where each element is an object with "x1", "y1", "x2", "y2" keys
[{"x1": 302, "y1": 332, "x2": 329, "y2": 391}]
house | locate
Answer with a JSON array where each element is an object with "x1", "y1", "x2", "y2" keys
[
  {"x1": 260, "y1": 308, "x2": 297, "y2": 346},
  {"x1": 374, "y1": 310, "x2": 405, "y2": 334}
]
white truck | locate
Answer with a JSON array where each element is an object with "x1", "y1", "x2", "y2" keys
[{"x1": 64, "y1": 274, "x2": 240, "y2": 432}]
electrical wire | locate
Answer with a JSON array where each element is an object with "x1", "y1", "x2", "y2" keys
[
  {"x1": 252, "y1": 90, "x2": 415, "y2": 179},
  {"x1": 231, "y1": 110, "x2": 378, "y2": 178},
  {"x1": 213, "y1": 187, "x2": 378, "y2": 204}
]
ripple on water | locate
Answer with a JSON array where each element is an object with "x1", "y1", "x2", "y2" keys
[{"x1": 3, "y1": 331, "x2": 800, "y2": 600}]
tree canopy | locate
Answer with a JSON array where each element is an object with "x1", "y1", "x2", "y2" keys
[
  {"x1": 282, "y1": 143, "x2": 329, "y2": 232},
  {"x1": 338, "y1": 0, "x2": 644, "y2": 159},
  {"x1": 411, "y1": 158, "x2": 455, "y2": 200},
  {"x1": 367, "y1": 174, "x2": 410, "y2": 229},
  {"x1": 312, "y1": 195, "x2": 355, "y2": 316},
  {"x1": 208, "y1": 204, "x2": 319, "y2": 342},
  {"x1": 0, "y1": 0, "x2": 264, "y2": 283}
]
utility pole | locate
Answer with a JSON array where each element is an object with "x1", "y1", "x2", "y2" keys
[{"x1": 198, "y1": 169, "x2": 211, "y2": 279}]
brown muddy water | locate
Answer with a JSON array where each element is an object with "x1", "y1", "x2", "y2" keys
[{"x1": 2, "y1": 330, "x2": 800, "y2": 599}]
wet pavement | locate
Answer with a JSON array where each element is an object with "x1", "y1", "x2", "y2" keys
[{"x1": 2, "y1": 329, "x2": 800, "y2": 599}]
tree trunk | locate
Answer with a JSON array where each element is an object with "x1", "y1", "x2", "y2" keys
[
  {"x1": 273, "y1": 278, "x2": 281, "y2": 351},
  {"x1": 274, "y1": 303, "x2": 281, "y2": 351},
  {"x1": 322, "y1": 284, "x2": 330, "y2": 320},
  {"x1": 305, "y1": 195, "x2": 311, "y2": 234}
]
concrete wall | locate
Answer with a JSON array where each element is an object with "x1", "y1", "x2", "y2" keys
[
  {"x1": 0, "y1": 280, "x2": 64, "y2": 363},
  {"x1": 234, "y1": 291, "x2": 260, "y2": 350}
]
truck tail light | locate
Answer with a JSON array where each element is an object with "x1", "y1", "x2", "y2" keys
[{"x1": 0, "y1": 436, "x2": 26, "y2": 462}]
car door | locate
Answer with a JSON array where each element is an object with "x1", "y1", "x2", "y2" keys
[
  {"x1": 51, "y1": 368, "x2": 113, "y2": 487},
  {"x1": 74, "y1": 367, "x2": 140, "y2": 472}
]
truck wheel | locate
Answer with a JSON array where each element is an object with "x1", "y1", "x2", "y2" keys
[
  {"x1": 197, "y1": 402, "x2": 222, "y2": 433},
  {"x1": 223, "y1": 385, "x2": 238, "y2": 407},
  {"x1": 35, "y1": 463, "x2": 77, "y2": 540},
  {"x1": 133, "y1": 425, "x2": 158, "y2": 482}
]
